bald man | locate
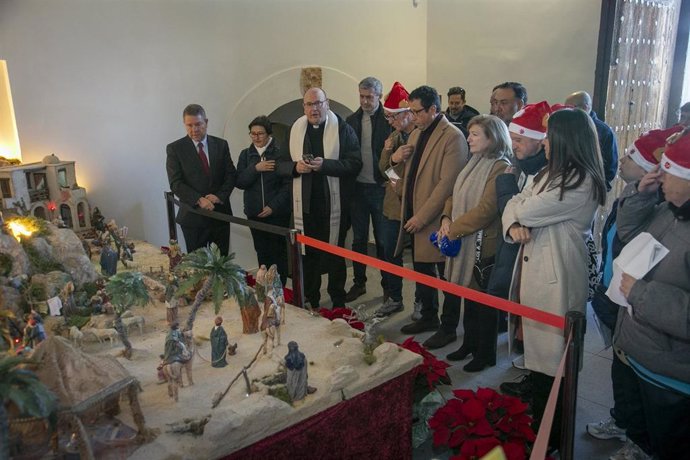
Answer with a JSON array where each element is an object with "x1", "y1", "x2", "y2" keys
[
  {"x1": 276, "y1": 88, "x2": 362, "y2": 309},
  {"x1": 565, "y1": 91, "x2": 618, "y2": 190}
]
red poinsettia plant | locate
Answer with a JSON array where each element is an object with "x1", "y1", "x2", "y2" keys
[
  {"x1": 429, "y1": 387, "x2": 536, "y2": 460},
  {"x1": 399, "y1": 337, "x2": 451, "y2": 390}
]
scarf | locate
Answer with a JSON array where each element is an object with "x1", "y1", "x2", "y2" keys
[
  {"x1": 444, "y1": 153, "x2": 510, "y2": 286},
  {"x1": 289, "y1": 110, "x2": 341, "y2": 250}
]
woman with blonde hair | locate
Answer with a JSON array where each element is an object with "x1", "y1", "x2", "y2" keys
[{"x1": 423, "y1": 114, "x2": 512, "y2": 373}]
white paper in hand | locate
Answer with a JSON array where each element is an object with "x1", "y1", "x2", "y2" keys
[
  {"x1": 605, "y1": 232, "x2": 669, "y2": 315},
  {"x1": 47, "y1": 296, "x2": 63, "y2": 316},
  {"x1": 385, "y1": 167, "x2": 400, "y2": 181}
]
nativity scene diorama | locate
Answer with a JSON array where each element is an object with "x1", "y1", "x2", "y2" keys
[{"x1": 0, "y1": 192, "x2": 422, "y2": 459}]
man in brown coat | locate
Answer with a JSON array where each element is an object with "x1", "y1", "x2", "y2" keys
[{"x1": 393, "y1": 86, "x2": 468, "y2": 334}]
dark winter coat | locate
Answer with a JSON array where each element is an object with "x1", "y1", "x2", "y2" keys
[{"x1": 236, "y1": 139, "x2": 291, "y2": 218}]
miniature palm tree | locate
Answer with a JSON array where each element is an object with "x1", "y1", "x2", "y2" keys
[
  {"x1": 0, "y1": 356, "x2": 57, "y2": 459},
  {"x1": 105, "y1": 271, "x2": 150, "y2": 359},
  {"x1": 176, "y1": 243, "x2": 248, "y2": 333}
]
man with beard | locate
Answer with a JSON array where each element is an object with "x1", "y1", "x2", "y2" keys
[{"x1": 444, "y1": 86, "x2": 479, "y2": 137}]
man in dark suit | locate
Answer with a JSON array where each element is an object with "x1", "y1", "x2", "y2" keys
[{"x1": 166, "y1": 104, "x2": 236, "y2": 255}]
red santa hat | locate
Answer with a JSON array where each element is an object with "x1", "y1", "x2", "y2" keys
[
  {"x1": 383, "y1": 81, "x2": 410, "y2": 113},
  {"x1": 508, "y1": 101, "x2": 551, "y2": 140},
  {"x1": 660, "y1": 130, "x2": 690, "y2": 180},
  {"x1": 627, "y1": 125, "x2": 683, "y2": 172}
]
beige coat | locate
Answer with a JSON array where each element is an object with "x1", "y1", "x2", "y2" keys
[
  {"x1": 443, "y1": 159, "x2": 508, "y2": 286},
  {"x1": 395, "y1": 116, "x2": 468, "y2": 263},
  {"x1": 502, "y1": 174, "x2": 598, "y2": 376}
]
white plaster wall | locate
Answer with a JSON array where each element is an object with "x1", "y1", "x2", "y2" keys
[
  {"x1": 0, "y1": 0, "x2": 600, "y2": 270},
  {"x1": 427, "y1": 0, "x2": 601, "y2": 113},
  {"x1": 0, "y1": 0, "x2": 427, "y2": 268}
]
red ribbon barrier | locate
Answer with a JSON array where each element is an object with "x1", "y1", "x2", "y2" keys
[{"x1": 296, "y1": 234, "x2": 565, "y2": 330}]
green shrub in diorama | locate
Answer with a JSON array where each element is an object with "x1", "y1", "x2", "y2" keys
[
  {"x1": 27, "y1": 283, "x2": 47, "y2": 302},
  {"x1": 81, "y1": 281, "x2": 99, "y2": 299},
  {"x1": 21, "y1": 243, "x2": 63, "y2": 274},
  {"x1": 65, "y1": 315, "x2": 91, "y2": 329}
]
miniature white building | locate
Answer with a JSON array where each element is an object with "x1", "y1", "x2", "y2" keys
[{"x1": 0, "y1": 154, "x2": 91, "y2": 229}]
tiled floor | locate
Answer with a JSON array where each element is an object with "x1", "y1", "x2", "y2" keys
[{"x1": 310, "y1": 259, "x2": 625, "y2": 460}]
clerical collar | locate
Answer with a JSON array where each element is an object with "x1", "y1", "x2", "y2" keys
[{"x1": 309, "y1": 121, "x2": 325, "y2": 130}]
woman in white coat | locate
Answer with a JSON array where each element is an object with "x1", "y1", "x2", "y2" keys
[{"x1": 502, "y1": 108, "x2": 606, "y2": 450}]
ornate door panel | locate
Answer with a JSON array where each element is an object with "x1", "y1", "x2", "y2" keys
[{"x1": 605, "y1": 0, "x2": 682, "y2": 166}]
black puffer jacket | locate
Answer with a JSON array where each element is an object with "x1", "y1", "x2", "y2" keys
[
  {"x1": 236, "y1": 139, "x2": 291, "y2": 218},
  {"x1": 444, "y1": 104, "x2": 480, "y2": 137}
]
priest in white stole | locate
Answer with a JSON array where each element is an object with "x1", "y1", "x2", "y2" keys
[{"x1": 276, "y1": 87, "x2": 362, "y2": 308}]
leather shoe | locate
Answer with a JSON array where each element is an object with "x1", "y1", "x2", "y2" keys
[
  {"x1": 447, "y1": 344, "x2": 473, "y2": 361},
  {"x1": 463, "y1": 356, "x2": 496, "y2": 372},
  {"x1": 423, "y1": 330, "x2": 457, "y2": 349},
  {"x1": 500, "y1": 374, "x2": 532, "y2": 399},
  {"x1": 400, "y1": 318, "x2": 439, "y2": 335},
  {"x1": 345, "y1": 284, "x2": 366, "y2": 302}
]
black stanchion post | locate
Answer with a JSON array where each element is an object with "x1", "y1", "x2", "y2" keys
[
  {"x1": 164, "y1": 191, "x2": 178, "y2": 242},
  {"x1": 560, "y1": 310, "x2": 586, "y2": 459},
  {"x1": 289, "y1": 229, "x2": 305, "y2": 308}
]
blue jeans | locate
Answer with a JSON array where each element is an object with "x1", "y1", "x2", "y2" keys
[
  {"x1": 381, "y1": 217, "x2": 403, "y2": 301},
  {"x1": 350, "y1": 182, "x2": 386, "y2": 290}
]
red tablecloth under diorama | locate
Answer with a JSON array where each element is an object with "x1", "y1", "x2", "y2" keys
[{"x1": 223, "y1": 369, "x2": 416, "y2": 460}]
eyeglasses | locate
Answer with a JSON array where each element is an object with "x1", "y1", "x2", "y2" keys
[
  {"x1": 384, "y1": 110, "x2": 409, "y2": 121},
  {"x1": 303, "y1": 100, "x2": 327, "y2": 108},
  {"x1": 410, "y1": 107, "x2": 428, "y2": 116},
  {"x1": 249, "y1": 131, "x2": 267, "y2": 137}
]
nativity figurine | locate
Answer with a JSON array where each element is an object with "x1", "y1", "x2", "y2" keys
[
  {"x1": 260, "y1": 292, "x2": 281, "y2": 355},
  {"x1": 284, "y1": 341, "x2": 316, "y2": 402},
  {"x1": 210, "y1": 316, "x2": 229, "y2": 368}
]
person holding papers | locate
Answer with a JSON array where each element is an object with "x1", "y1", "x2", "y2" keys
[
  {"x1": 586, "y1": 126, "x2": 683, "y2": 460},
  {"x1": 613, "y1": 129, "x2": 690, "y2": 460}
]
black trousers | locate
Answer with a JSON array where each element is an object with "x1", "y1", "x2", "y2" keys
[
  {"x1": 637, "y1": 374, "x2": 690, "y2": 459},
  {"x1": 303, "y1": 211, "x2": 346, "y2": 307},
  {"x1": 249, "y1": 215, "x2": 290, "y2": 286},
  {"x1": 181, "y1": 223, "x2": 230, "y2": 256},
  {"x1": 611, "y1": 352, "x2": 650, "y2": 453},
  {"x1": 440, "y1": 294, "x2": 497, "y2": 360},
  {"x1": 530, "y1": 371, "x2": 563, "y2": 451}
]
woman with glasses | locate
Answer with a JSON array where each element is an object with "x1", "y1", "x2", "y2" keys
[
  {"x1": 236, "y1": 115, "x2": 291, "y2": 285},
  {"x1": 502, "y1": 108, "x2": 606, "y2": 452}
]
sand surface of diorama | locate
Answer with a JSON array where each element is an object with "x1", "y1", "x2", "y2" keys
[{"x1": 77, "y1": 241, "x2": 422, "y2": 460}]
